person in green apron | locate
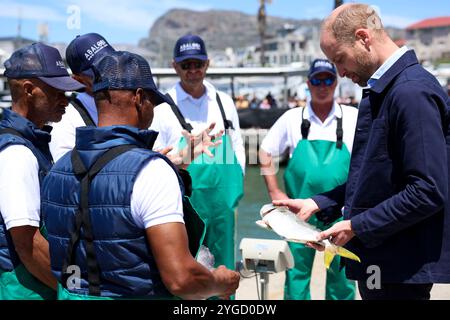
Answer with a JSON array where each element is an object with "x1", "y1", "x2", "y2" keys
[
  {"x1": 259, "y1": 59, "x2": 358, "y2": 300},
  {"x1": 0, "y1": 43, "x2": 85, "y2": 299},
  {"x1": 150, "y1": 34, "x2": 245, "y2": 273}
]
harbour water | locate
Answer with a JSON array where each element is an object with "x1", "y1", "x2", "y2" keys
[{"x1": 235, "y1": 165, "x2": 286, "y2": 260}]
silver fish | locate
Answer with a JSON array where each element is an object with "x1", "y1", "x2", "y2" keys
[{"x1": 256, "y1": 204, "x2": 361, "y2": 269}]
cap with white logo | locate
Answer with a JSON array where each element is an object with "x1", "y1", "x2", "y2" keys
[
  {"x1": 308, "y1": 59, "x2": 337, "y2": 79},
  {"x1": 173, "y1": 34, "x2": 208, "y2": 63},
  {"x1": 66, "y1": 33, "x2": 115, "y2": 76},
  {"x1": 4, "y1": 42, "x2": 85, "y2": 91}
]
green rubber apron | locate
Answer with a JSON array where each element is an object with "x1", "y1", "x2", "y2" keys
[
  {"x1": 168, "y1": 92, "x2": 244, "y2": 271},
  {"x1": 0, "y1": 224, "x2": 56, "y2": 300},
  {"x1": 179, "y1": 134, "x2": 243, "y2": 270},
  {"x1": 283, "y1": 106, "x2": 355, "y2": 300}
]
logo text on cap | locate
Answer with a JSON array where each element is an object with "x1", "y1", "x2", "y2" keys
[
  {"x1": 84, "y1": 40, "x2": 109, "y2": 61},
  {"x1": 179, "y1": 42, "x2": 201, "y2": 53},
  {"x1": 314, "y1": 60, "x2": 333, "y2": 69},
  {"x1": 56, "y1": 60, "x2": 66, "y2": 69}
]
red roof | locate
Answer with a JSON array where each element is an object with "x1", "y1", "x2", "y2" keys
[
  {"x1": 406, "y1": 17, "x2": 450, "y2": 30},
  {"x1": 394, "y1": 39, "x2": 406, "y2": 47}
]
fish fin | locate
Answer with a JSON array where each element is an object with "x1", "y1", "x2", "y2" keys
[
  {"x1": 286, "y1": 238, "x2": 304, "y2": 244},
  {"x1": 324, "y1": 250, "x2": 336, "y2": 269},
  {"x1": 255, "y1": 220, "x2": 272, "y2": 230},
  {"x1": 336, "y1": 247, "x2": 361, "y2": 263}
]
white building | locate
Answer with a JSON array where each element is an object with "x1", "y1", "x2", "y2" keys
[
  {"x1": 236, "y1": 24, "x2": 323, "y2": 68},
  {"x1": 0, "y1": 37, "x2": 35, "y2": 66},
  {"x1": 406, "y1": 17, "x2": 450, "y2": 63},
  {"x1": 263, "y1": 24, "x2": 323, "y2": 67},
  {"x1": 0, "y1": 37, "x2": 36, "y2": 96},
  {"x1": 111, "y1": 44, "x2": 158, "y2": 65}
]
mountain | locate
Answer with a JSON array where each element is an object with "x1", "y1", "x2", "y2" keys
[
  {"x1": 139, "y1": 9, "x2": 321, "y2": 66},
  {"x1": 139, "y1": 8, "x2": 405, "y2": 67}
]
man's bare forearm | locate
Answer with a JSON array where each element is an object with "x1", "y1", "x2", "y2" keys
[{"x1": 10, "y1": 226, "x2": 57, "y2": 290}]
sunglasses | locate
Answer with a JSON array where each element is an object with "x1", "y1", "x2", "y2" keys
[
  {"x1": 310, "y1": 77, "x2": 336, "y2": 87},
  {"x1": 179, "y1": 60, "x2": 206, "y2": 70}
]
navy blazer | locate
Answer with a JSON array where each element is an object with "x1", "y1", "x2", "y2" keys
[{"x1": 313, "y1": 50, "x2": 450, "y2": 283}]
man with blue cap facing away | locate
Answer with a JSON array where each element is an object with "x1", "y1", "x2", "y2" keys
[
  {"x1": 0, "y1": 42, "x2": 84, "y2": 299},
  {"x1": 41, "y1": 50, "x2": 240, "y2": 300},
  {"x1": 260, "y1": 58, "x2": 358, "y2": 300},
  {"x1": 150, "y1": 34, "x2": 245, "y2": 276},
  {"x1": 50, "y1": 33, "x2": 115, "y2": 161}
]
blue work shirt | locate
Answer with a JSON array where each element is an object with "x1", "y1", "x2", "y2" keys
[
  {"x1": 76, "y1": 92, "x2": 98, "y2": 125},
  {"x1": 313, "y1": 50, "x2": 450, "y2": 283}
]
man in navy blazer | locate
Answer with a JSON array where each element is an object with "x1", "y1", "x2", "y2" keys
[{"x1": 275, "y1": 3, "x2": 450, "y2": 300}]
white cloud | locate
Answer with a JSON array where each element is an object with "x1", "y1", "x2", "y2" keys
[
  {"x1": 0, "y1": 0, "x2": 65, "y2": 21},
  {"x1": 67, "y1": 0, "x2": 210, "y2": 31},
  {"x1": 381, "y1": 14, "x2": 416, "y2": 28},
  {"x1": 301, "y1": 4, "x2": 416, "y2": 28},
  {"x1": 303, "y1": 6, "x2": 330, "y2": 20}
]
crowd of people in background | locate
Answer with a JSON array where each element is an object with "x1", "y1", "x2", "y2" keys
[
  {"x1": 234, "y1": 82, "x2": 450, "y2": 111},
  {"x1": 234, "y1": 92, "x2": 359, "y2": 110}
]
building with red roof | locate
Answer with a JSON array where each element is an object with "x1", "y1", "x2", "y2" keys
[
  {"x1": 406, "y1": 17, "x2": 450, "y2": 31},
  {"x1": 406, "y1": 17, "x2": 450, "y2": 62}
]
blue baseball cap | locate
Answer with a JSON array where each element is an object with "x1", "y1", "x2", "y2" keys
[
  {"x1": 66, "y1": 33, "x2": 115, "y2": 77},
  {"x1": 3, "y1": 42, "x2": 85, "y2": 92},
  {"x1": 308, "y1": 59, "x2": 337, "y2": 79},
  {"x1": 173, "y1": 34, "x2": 208, "y2": 63},
  {"x1": 92, "y1": 51, "x2": 170, "y2": 106}
]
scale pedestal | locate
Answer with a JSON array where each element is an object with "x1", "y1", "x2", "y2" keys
[{"x1": 259, "y1": 272, "x2": 270, "y2": 300}]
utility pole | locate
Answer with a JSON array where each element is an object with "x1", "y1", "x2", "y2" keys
[
  {"x1": 257, "y1": 0, "x2": 272, "y2": 66},
  {"x1": 15, "y1": 7, "x2": 22, "y2": 50}
]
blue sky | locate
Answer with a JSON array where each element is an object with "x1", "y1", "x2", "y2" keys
[{"x1": 1, "y1": 0, "x2": 449, "y2": 45}]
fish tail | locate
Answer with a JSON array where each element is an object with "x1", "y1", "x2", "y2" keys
[
  {"x1": 324, "y1": 246, "x2": 361, "y2": 269},
  {"x1": 336, "y1": 247, "x2": 361, "y2": 263},
  {"x1": 323, "y1": 250, "x2": 336, "y2": 269}
]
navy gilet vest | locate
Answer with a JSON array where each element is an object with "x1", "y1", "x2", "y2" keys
[
  {"x1": 41, "y1": 126, "x2": 184, "y2": 298},
  {"x1": 0, "y1": 108, "x2": 53, "y2": 271}
]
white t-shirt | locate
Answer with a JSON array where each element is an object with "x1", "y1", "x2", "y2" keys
[
  {"x1": 261, "y1": 102, "x2": 358, "y2": 158},
  {"x1": 0, "y1": 145, "x2": 41, "y2": 230},
  {"x1": 0, "y1": 144, "x2": 183, "y2": 231},
  {"x1": 150, "y1": 80, "x2": 246, "y2": 174},
  {"x1": 50, "y1": 103, "x2": 86, "y2": 162},
  {"x1": 130, "y1": 157, "x2": 184, "y2": 229},
  {"x1": 50, "y1": 94, "x2": 97, "y2": 162}
]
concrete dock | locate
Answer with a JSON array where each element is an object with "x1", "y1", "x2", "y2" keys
[{"x1": 236, "y1": 251, "x2": 450, "y2": 300}]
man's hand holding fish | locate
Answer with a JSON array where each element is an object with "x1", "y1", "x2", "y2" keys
[
  {"x1": 272, "y1": 198, "x2": 320, "y2": 221},
  {"x1": 317, "y1": 220, "x2": 354, "y2": 247}
]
